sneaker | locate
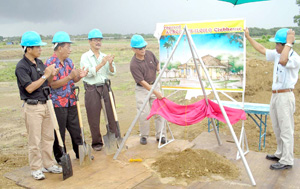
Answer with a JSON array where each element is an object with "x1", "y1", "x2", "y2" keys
[
  {"x1": 156, "y1": 137, "x2": 166, "y2": 144},
  {"x1": 31, "y1": 170, "x2": 45, "y2": 180},
  {"x1": 42, "y1": 165, "x2": 62, "y2": 174},
  {"x1": 140, "y1": 137, "x2": 147, "y2": 145}
]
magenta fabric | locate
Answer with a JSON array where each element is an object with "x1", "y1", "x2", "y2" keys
[{"x1": 147, "y1": 98, "x2": 246, "y2": 126}]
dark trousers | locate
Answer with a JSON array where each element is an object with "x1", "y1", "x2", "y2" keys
[
  {"x1": 53, "y1": 105, "x2": 82, "y2": 163},
  {"x1": 84, "y1": 83, "x2": 118, "y2": 148}
]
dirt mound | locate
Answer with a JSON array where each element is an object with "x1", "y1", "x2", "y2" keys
[{"x1": 152, "y1": 148, "x2": 239, "y2": 183}]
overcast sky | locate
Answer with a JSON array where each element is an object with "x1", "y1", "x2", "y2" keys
[{"x1": 0, "y1": 0, "x2": 298, "y2": 37}]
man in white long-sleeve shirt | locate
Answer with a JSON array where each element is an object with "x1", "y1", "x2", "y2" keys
[{"x1": 80, "y1": 29, "x2": 118, "y2": 151}]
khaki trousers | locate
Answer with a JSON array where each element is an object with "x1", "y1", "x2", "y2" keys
[
  {"x1": 270, "y1": 92, "x2": 295, "y2": 165},
  {"x1": 24, "y1": 103, "x2": 55, "y2": 171},
  {"x1": 135, "y1": 85, "x2": 165, "y2": 139}
]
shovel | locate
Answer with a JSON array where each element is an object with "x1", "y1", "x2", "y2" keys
[
  {"x1": 72, "y1": 86, "x2": 93, "y2": 165},
  {"x1": 43, "y1": 86, "x2": 73, "y2": 180},
  {"x1": 101, "y1": 90, "x2": 118, "y2": 155},
  {"x1": 105, "y1": 79, "x2": 123, "y2": 145}
]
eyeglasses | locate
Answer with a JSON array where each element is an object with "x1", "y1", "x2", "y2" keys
[
  {"x1": 92, "y1": 39, "x2": 102, "y2": 43},
  {"x1": 135, "y1": 46, "x2": 146, "y2": 50}
]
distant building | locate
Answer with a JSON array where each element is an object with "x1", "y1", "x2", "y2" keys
[{"x1": 178, "y1": 55, "x2": 230, "y2": 80}]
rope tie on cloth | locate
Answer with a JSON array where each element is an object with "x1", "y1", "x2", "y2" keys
[{"x1": 147, "y1": 98, "x2": 246, "y2": 126}]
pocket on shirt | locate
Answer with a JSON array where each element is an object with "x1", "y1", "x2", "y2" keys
[{"x1": 277, "y1": 70, "x2": 286, "y2": 83}]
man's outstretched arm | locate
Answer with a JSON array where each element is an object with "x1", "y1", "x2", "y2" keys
[{"x1": 245, "y1": 27, "x2": 266, "y2": 55}]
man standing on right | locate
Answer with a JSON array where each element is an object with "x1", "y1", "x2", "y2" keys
[
  {"x1": 245, "y1": 28, "x2": 300, "y2": 170},
  {"x1": 129, "y1": 35, "x2": 166, "y2": 145}
]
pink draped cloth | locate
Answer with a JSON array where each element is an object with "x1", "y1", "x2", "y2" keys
[{"x1": 147, "y1": 98, "x2": 246, "y2": 126}]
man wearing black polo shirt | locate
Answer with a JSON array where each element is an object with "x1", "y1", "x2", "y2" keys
[
  {"x1": 15, "y1": 31, "x2": 61, "y2": 180},
  {"x1": 130, "y1": 35, "x2": 166, "y2": 145}
]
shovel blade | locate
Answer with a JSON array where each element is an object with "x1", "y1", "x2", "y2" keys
[
  {"x1": 79, "y1": 145, "x2": 86, "y2": 165},
  {"x1": 116, "y1": 137, "x2": 123, "y2": 148},
  {"x1": 87, "y1": 143, "x2": 92, "y2": 159},
  {"x1": 60, "y1": 153, "x2": 73, "y2": 180},
  {"x1": 79, "y1": 144, "x2": 92, "y2": 165},
  {"x1": 103, "y1": 131, "x2": 118, "y2": 155}
]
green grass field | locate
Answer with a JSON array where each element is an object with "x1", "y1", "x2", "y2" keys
[{"x1": 0, "y1": 37, "x2": 161, "y2": 82}]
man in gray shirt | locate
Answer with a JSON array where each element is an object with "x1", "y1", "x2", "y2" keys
[{"x1": 130, "y1": 35, "x2": 166, "y2": 145}]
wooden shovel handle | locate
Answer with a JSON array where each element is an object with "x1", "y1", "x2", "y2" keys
[
  {"x1": 72, "y1": 86, "x2": 80, "y2": 101},
  {"x1": 43, "y1": 86, "x2": 64, "y2": 148},
  {"x1": 108, "y1": 92, "x2": 118, "y2": 121},
  {"x1": 72, "y1": 86, "x2": 83, "y2": 129},
  {"x1": 76, "y1": 102, "x2": 84, "y2": 129},
  {"x1": 105, "y1": 79, "x2": 118, "y2": 121},
  {"x1": 46, "y1": 100, "x2": 65, "y2": 148}
]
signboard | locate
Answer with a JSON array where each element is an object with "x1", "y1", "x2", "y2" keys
[{"x1": 156, "y1": 19, "x2": 245, "y2": 92}]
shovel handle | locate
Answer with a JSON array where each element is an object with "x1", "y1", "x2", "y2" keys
[
  {"x1": 72, "y1": 86, "x2": 84, "y2": 130},
  {"x1": 43, "y1": 86, "x2": 65, "y2": 148},
  {"x1": 46, "y1": 99, "x2": 65, "y2": 149},
  {"x1": 43, "y1": 86, "x2": 51, "y2": 100},
  {"x1": 72, "y1": 86, "x2": 80, "y2": 101},
  {"x1": 105, "y1": 79, "x2": 121, "y2": 138},
  {"x1": 105, "y1": 79, "x2": 118, "y2": 121},
  {"x1": 76, "y1": 101, "x2": 84, "y2": 130},
  {"x1": 105, "y1": 79, "x2": 111, "y2": 92}
]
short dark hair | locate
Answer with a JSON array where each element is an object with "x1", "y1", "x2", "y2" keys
[
  {"x1": 22, "y1": 46, "x2": 33, "y2": 53},
  {"x1": 54, "y1": 43, "x2": 67, "y2": 51}
]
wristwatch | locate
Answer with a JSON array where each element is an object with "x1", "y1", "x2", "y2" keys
[
  {"x1": 286, "y1": 43, "x2": 293, "y2": 48},
  {"x1": 41, "y1": 75, "x2": 47, "y2": 80}
]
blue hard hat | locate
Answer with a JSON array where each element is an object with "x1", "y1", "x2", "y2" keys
[
  {"x1": 20, "y1": 31, "x2": 47, "y2": 47},
  {"x1": 130, "y1": 35, "x2": 147, "y2": 48},
  {"x1": 88, "y1": 29, "x2": 103, "y2": 39},
  {"x1": 269, "y1": 28, "x2": 289, "y2": 43},
  {"x1": 52, "y1": 31, "x2": 72, "y2": 43}
]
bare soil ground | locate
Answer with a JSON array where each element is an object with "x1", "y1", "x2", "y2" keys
[
  {"x1": 1, "y1": 56, "x2": 300, "y2": 188},
  {"x1": 152, "y1": 148, "x2": 239, "y2": 183}
]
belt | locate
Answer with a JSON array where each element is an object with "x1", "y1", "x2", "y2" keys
[
  {"x1": 84, "y1": 82, "x2": 104, "y2": 88},
  {"x1": 95, "y1": 83, "x2": 104, "y2": 87},
  {"x1": 38, "y1": 100, "x2": 47, "y2": 104},
  {"x1": 272, "y1": 89, "x2": 293, "y2": 93},
  {"x1": 25, "y1": 99, "x2": 47, "y2": 105},
  {"x1": 137, "y1": 81, "x2": 154, "y2": 87}
]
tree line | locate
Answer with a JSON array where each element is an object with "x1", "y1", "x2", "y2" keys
[
  {"x1": 1, "y1": 27, "x2": 300, "y2": 43},
  {"x1": 248, "y1": 27, "x2": 300, "y2": 37},
  {"x1": 0, "y1": 33, "x2": 155, "y2": 43}
]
